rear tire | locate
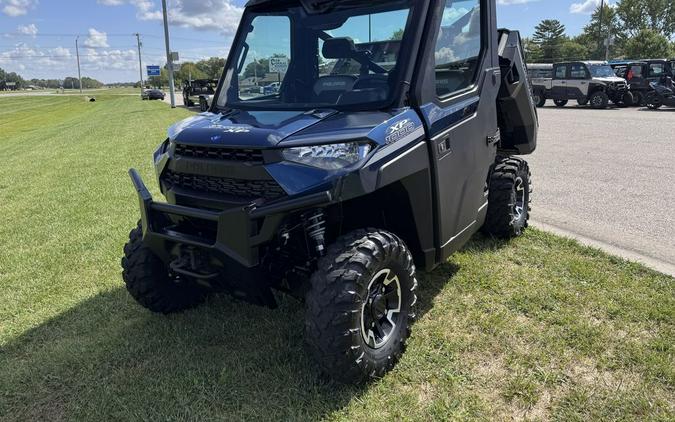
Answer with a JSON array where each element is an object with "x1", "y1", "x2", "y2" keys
[
  {"x1": 621, "y1": 91, "x2": 634, "y2": 107},
  {"x1": 305, "y1": 229, "x2": 417, "y2": 384},
  {"x1": 482, "y1": 156, "x2": 532, "y2": 239},
  {"x1": 577, "y1": 98, "x2": 589, "y2": 106},
  {"x1": 645, "y1": 93, "x2": 662, "y2": 109},
  {"x1": 590, "y1": 91, "x2": 609, "y2": 109},
  {"x1": 121, "y1": 223, "x2": 208, "y2": 314},
  {"x1": 553, "y1": 99, "x2": 568, "y2": 107}
]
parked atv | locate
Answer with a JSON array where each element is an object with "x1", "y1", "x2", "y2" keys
[
  {"x1": 122, "y1": 0, "x2": 537, "y2": 384},
  {"x1": 645, "y1": 76, "x2": 675, "y2": 109},
  {"x1": 531, "y1": 61, "x2": 632, "y2": 108}
]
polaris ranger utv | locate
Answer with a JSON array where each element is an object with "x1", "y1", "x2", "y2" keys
[{"x1": 122, "y1": 0, "x2": 537, "y2": 384}]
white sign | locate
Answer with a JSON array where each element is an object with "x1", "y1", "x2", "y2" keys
[{"x1": 269, "y1": 57, "x2": 289, "y2": 74}]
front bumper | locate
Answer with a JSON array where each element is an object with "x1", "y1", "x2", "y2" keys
[{"x1": 129, "y1": 169, "x2": 332, "y2": 268}]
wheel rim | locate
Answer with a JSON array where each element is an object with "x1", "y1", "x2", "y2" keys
[
  {"x1": 592, "y1": 95, "x2": 603, "y2": 107},
  {"x1": 514, "y1": 177, "x2": 526, "y2": 223},
  {"x1": 533, "y1": 94, "x2": 540, "y2": 104},
  {"x1": 361, "y1": 268, "x2": 402, "y2": 349}
]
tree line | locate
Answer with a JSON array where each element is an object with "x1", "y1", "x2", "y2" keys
[
  {"x1": 0, "y1": 67, "x2": 105, "y2": 90},
  {"x1": 526, "y1": 0, "x2": 675, "y2": 63},
  {"x1": 146, "y1": 57, "x2": 226, "y2": 88}
]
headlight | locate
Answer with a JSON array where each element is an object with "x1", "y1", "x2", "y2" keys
[{"x1": 282, "y1": 142, "x2": 372, "y2": 170}]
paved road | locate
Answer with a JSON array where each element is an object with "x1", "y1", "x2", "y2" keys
[{"x1": 529, "y1": 104, "x2": 675, "y2": 275}]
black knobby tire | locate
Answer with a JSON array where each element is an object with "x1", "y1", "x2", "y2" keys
[
  {"x1": 590, "y1": 91, "x2": 609, "y2": 109},
  {"x1": 645, "y1": 93, "x2": 662, "y2": 109},
  {"x1": 633, "y1": 91, "x2": 644, "y2": 107},
  {"x1": 621, "y1": 91, "x2": 634, "y2": 107},
  {"x1": 304, "y1": 229, "x2": 418, "y2": 384},
  {"x1": 577, "y1": 98, "x2": 589, "y2": 106},
  {"x1": 533, "y1": 92, "x2": 546, "y2": 107},
  {"x1": 482, "y1": 156, "x2": 532, "y2": 239},
  {"x1": 199, "y1": 98, "x2": 208, "y2": 112},
  {"x1": 121, "y1": 223, "x2": 208, "y2": 314},
  {"x1": 553, "y1": 99, "x2": 568, "y2": 107}
]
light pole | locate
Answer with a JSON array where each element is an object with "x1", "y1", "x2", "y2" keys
[
  {"x1": 75, "y1": 36, "x2": 83, "y2": 93},
  {"x1": 598, "y1": 0, "x2": 605, "y2": 59},
  {"x1": 162, "y1": 0, "x2": 176, "y2": 108}
]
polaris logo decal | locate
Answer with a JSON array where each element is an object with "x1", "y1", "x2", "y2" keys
[{"x1": 385, "y1": 119, "x2": 417, "y2": 144}]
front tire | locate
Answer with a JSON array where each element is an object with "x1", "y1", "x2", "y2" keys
[
  {"x1": 577, "y1": 98, "x2": 589, "y2": 106},
  {"x1": 590, "y1": 91, "x2": 609, "y2": 109},
  {"x1": 199, "y1": 97, "x2": 209, "y2": 112},
  {"x1": 621, "y1": 91, "x2": 635, "y2": 107},
  {"x1": 305, "y1": 229, "x2": 417, "y2": 384},
  {"x1": 533, "y1": 92, "x2": 546, "y2": 107},
  {"x1": 121, "y1": 223, "x2": 208, "y2": 314},
  {"x1": 483, "y1": 156, "x2": 532, "y2": 238},
  {"x1": 554, "y1": 99, "x2": 568, "y2": 107}
]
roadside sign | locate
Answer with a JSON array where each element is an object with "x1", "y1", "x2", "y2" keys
[
  {"x1": 147, "y1": 65, "x2": 161, "y2": 77},
  {"x1": 171, "y1": 63, "x2": 181, "y2": 72},
  {"x1": 269, "y1": 57, "x2": 289, "y2": 74},
  {"x1": 170, "y1": 52, "x2": 179, "y2": 62}
]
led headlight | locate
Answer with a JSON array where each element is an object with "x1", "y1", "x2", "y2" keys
[{"x1": 282, "y1": 142, "x2": 372, "y2": 170}]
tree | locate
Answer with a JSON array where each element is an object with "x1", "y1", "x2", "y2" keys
[
  {"x1": 616, "y1": 0, "x2": 675, "y2": 38},
  {"x1": 244, "y1": 58, "x2": 269, "y2": 79},
  {"x1": 522, "y1": 37, "x2": 543, "y2": 62},
  {"x1": 623, "y1": 29, "x2": 673, "y2": 59},
  {"x1": 577, "y1": 3, "x2": 623, "y2": 60},
  {"x1": 390, "y1": 28, "x2": 404, "y2": 41},
  {"x1": 196, "y1": 57, "x2": 226, "y2": 80},
  {"x1": 175, "y1": 62, "x2": 208, "y2": 84},
  {"x1": 532, "y1": 19, "x2": 567, "y2": 61},
  {"x1": 560, "y1": 40, "x2": 589, "y2": 61}
]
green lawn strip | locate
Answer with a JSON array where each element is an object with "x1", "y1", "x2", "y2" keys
[{"x1": 0, "y1": 97, "x2": 673, "y2": 421}]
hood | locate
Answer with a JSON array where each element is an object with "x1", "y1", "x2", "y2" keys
[
  {"x1": 168, "y1": 109, "x2": 398, "y2": 148},
  {"x1": 168, "y1": 110, "x2": 337, "y2": 148},
  {"x1": 594, "y1": 76, "x2": 626, "y2": 84}
]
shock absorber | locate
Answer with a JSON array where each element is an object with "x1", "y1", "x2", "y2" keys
[{"x1": 303, "y1": 209, "x2": 326, "y2": 256}]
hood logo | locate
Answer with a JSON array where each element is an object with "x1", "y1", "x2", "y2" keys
[
  {"x1": 207, "y1": 125, "x2": 252, "y2": 134},
  {"x1": 385, "y1": 119, "x2": 417, "y2": 144}
]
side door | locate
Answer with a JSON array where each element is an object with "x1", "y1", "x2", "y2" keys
[
  {"x1": 647, "y1": 62, "x2": 666, "y2": 83},
  {"x1": 567, "y1": 62, "x2": 590, "y2": 99},
  {"x1": 415, "y1": 0, "x2": 499, "y2": 259},
  {"x1": 552, "y1": 64, "x2": 568, "y2": 99}
]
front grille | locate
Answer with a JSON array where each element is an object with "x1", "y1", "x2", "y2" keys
[
  {"x1": 162, "y1": 171, "x2": 286, "y2": 200},
  {"x1": 175, "y1": 144, "x2": 264, "y2": 164}
]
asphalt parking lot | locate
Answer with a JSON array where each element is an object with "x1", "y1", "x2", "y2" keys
[{"x1": 530, "y1": 104, "x2": 675, "y2": 275}]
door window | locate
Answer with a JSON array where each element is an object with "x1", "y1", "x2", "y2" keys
[
  {"x1": 434, "y1": 0, "x2": 482, "y2": 97},
  {"x1": 630, "y1": 65, "x2": 642, "y2": 77},
  {"x1": 555, "y1": 66, "x2": 567, "y2": 79},
  {"x1": 569, "y1": 64, "x2": 587, "y2": 79},
  {"x1": 648, "y1": 63, "x2": 665, "y2": 77}
]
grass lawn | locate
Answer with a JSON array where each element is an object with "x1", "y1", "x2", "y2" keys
[{"x1": 0, "y1": 95, "x2": 673, "y2": 421}]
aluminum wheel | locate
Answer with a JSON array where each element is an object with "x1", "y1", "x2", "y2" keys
[
  {"x1": 513, "y1": 176, "x2": 526, "y2": 223},
  {"x1": 361, "y1": 268, "x2": 402, "y2": 349}
]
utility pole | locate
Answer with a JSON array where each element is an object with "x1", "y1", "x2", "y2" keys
[
  {"x1": 75, "y1": 36, "x2": 83, "y2": 93},
  {"x1": 135, "y1": 33, "x2": 144, "y2": 95},
  {"x1": 598, "y1": 0, "x2": 605, "y2": 60},
  {"x1": 162, "y1": 0, "x2": 176, "y2": 108}
]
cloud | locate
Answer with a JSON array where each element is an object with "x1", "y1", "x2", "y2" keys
[
  {"x1": 0, "y1": 0, "x2": 38, "y2": 16},
  {"x1": 99, "y1": 0, "x2": 244, "y2": 35},
  {"x1": 16, "y1": 23, "x2": 38, "y2": 37},
  {"x1": 570, "y1": 0, "x2": 612, "y2": 14},
  {"x1": 497, "y1": 0, "x2": 539, "y2": 5},
  {"x1": 83, "y1": 28, "x2": 110, "y2": 48}
]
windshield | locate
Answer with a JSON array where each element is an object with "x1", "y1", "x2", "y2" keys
[
  {"x1": 589, "y1": 65, "x2": 616, "y2": 78},
  {"x1": 217, "y1": 1, "x2": 418, "y2": 110}
]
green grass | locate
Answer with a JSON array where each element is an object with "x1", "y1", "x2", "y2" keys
[{"x1": 0, "y1": 96, "x2": 673, "y2": 421}]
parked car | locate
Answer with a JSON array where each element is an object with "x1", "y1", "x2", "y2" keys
[
  {"x1": 182, "y1": 79, "x2": 218, "y2": 107},
  {"x1": 621, "y1": 60, "x2": 673, "y2": 106},
  {"x1": 531, "y1": 61, "x2": 632, "y2": 108},
  {"x1": 142, "y1": 89, "x2": 165, "y2": 101}
]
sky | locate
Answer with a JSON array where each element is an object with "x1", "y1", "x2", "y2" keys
[{"x1": 0, "y1": 0, "x2": 611, "y2": 83}]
